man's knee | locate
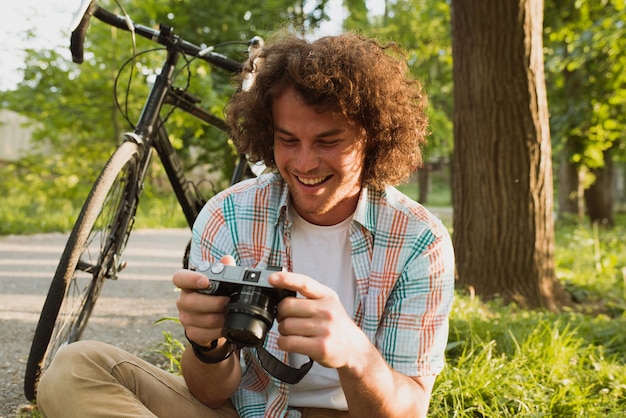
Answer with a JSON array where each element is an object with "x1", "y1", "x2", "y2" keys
[{"x1": 37, "y1": 341, "x2": 113, "y2": 407}]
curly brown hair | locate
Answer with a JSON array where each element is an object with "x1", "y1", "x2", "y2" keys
[{"x1": 225, "y1": 32, "x2": 428, "y2": 189}]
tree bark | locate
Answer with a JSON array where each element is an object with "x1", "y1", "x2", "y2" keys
[
  {"x1": 585, "y1": 149, "x2": 615, "y2": 228},
  {"x1": 557, "y1": 140, "x2": 582, "y2": 219},
  {"x1": 418, "y1": 164, "x2": 430, "y2": 204},
  {"x1": 450, "y1": 0, "x2": 570, "y2": 310}
]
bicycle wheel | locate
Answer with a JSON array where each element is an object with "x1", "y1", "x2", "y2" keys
[{"x1": 24, "y1": 141, "x2": 143, "y2": 401}]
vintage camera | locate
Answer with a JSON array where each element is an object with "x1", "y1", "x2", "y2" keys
[{"x1": 194, "y1": 261, "x2": 294, "y2": 347}]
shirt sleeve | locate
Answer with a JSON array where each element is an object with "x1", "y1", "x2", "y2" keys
[
  {"x1": 376, "y1": 225, "x2": 455, "y2": 377},
  {"x1": 190, "y1": 193, "x2": 235, "y2": 266}
]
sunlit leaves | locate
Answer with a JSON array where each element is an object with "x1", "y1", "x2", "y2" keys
[{"x1": 544, "y1": 0, "x2": 626, "y2": 167}]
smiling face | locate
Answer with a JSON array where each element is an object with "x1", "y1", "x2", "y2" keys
[{"x1": 272, "y1": 87, "x2": 366, "y2": 226}]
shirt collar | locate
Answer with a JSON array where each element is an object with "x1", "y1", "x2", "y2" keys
[
  {"x1": 275, "y1": 174, "x2": 291, "y2": 228},
  {"x1": 353, "y1": 185, "x2": 381, "y2": 234}
]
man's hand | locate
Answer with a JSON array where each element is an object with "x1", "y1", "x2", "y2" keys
[
  {"x1": 174, "y1": 255, "x2": 235, "y2": 346},
  {"x1": 269, "y1": 272, "x2": 370, "y2": 370},
  {"x1": 269, "y1": 272, "x2": 435, "y2": 418},
  {"x1": 174, "y1": 255, "x2": 242, "y2": 408}
]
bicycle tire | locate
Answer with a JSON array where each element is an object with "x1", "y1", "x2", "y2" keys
[{"x1": 24, "y1": 141, "x2": 142, "y2": 401}]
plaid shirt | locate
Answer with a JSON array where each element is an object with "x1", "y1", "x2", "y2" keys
[{"x1": 190, "y1": 173, "x2": 455, "y2": 418}]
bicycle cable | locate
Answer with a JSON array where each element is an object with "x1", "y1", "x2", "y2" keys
[
  {"x1": 113, "y1": 48, "x2": 165, "y2": 129},
  {"x1": 114, "y1": 0, "x2": 137, "y2": 122},
  {"x1": 153, "y1": 40, "x2": 247, "y2": 131},
  {"x1": 113, "y1": 41, "x2": 248, "y2": 132}
]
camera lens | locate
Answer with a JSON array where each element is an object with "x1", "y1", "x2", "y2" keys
[{"x1": 223, "y1": 285, "x2": 278, "y2": 347}]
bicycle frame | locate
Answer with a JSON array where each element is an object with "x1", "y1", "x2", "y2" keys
[
  {"x1": 124, "y1": 46, "x2": 204, "y2": 230},
  {"x1": 24, "y1": 1, "x2": 258, "y2": 402},
  {"x1": 92, "y1": 36, "x2": 212, "y2": 276},
  {"x1": 71, "y1": 1, "x2": 249, "y2": 230}
]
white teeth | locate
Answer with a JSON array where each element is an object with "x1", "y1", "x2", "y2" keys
[{"x1": 298, "y1": 176, "x2": 327, "y2": 185}]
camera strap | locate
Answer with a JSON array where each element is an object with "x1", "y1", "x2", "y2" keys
[
  {"x1": 254, "y1": 219, "x2": 312, "y2": 384},
  {"x1": 257, "y1": 346, "x2": 313, "y2": 384}
]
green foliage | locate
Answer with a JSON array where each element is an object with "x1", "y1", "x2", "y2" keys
[
  {"x1": 152, "y1": 317, "x2": 185, "y2": 375},
  {"x1": 0, "y1": 0, "x2": 337, "y2": 236},
  {"x1": 0, "y1": 152, "x2": 94, "y2": 234},
  {"x1": 0, "y1": 156, "x2": 191, "y2": 234},
  {"x1": 343, "y1": 0, "x2": 369, "y2": 29},
  {"x1": 347, "y1": 0, "x2": 454, "y2": 160},
  {"x1": 16, "y1": 405, "x2": 40, "y2": 418},
  {"x1": 544, "y1": 0, "x2": 626, "y2": 168},
  {"x1": 555, "y1": 216, "x2": 626, "y2": 314},
  {"x1": 134, "y1": 0, "x2": 330, "y2": 42}
]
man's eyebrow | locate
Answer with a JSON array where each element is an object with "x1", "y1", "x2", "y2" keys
[{"x1": 274, "y1": 126, "x2": 346, "y2": 138}]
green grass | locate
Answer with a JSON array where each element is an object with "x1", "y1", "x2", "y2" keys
[
  {"x1": 397, "y1": 169, "x2": 452, "y2": 208},
  {"x1": 0, "y1": 185, "x2": 190, "y2": 236},
  {"x1": 431, "y1": 295, "x2": 626, "y2": 416},
  {"x1": 429, "y1": 216, "x2": 626, "y2": 417}
]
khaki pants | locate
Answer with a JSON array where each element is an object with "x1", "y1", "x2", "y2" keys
[{"x1": 37, "y1": 341, "x2": 348, "y2": 418}]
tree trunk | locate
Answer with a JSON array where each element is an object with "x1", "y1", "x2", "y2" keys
[
  {"x1": 617, "y1": 163, "x2": 626, "y2": 212},
  {"x1": 418, "y1": 164, "x2": 430, "y2": 204},
  {"x1": 585, "y1": 149, "x2": 615, "y2": 227},
  {"x1": 450, "y1": 0, "x2": 570, "y2": 310},
  {"x1": 557, "y1": 140, "x2": 582, "y2": 219},
  {"x1": 556, "y1": 66, "x2": 586, "y2": 220}
]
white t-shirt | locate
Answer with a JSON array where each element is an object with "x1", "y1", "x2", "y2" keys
[{"x1": 287, "y1": 207, "x2": 356, "y2": 410}]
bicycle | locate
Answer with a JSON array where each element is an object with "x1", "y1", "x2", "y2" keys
[{"x1": 24, "y1": 0, "x2": 263, "y2": 401}]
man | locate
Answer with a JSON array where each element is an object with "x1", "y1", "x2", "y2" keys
[{"x1": 37, "y1": 32, "x2": 455, "y2": 418}]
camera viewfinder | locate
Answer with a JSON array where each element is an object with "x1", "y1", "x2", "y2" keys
[{"x1": 243, "y1": 270, "x2": 261, "y2": 283}]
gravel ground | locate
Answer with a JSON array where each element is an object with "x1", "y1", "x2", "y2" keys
[{"x1": 0, "y1": 229, "x2": 191, "y2": 417}]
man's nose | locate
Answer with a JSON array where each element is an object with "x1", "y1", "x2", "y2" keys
[{"x1": 293, "y1": 147, "x2": 320, "y2": 172}]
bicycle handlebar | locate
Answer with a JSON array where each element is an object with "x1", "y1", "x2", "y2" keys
[{"x1": 70, "y1": 0, "x2": 243, "y2": 73}]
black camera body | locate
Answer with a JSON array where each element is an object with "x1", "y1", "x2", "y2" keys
[{"x1": 194, "y1": 261, "x2": 294, "y2": 347}]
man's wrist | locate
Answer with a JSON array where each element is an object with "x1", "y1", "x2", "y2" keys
[{"x1": 185, "y1": 333, "x2": 234, "y2": 364}]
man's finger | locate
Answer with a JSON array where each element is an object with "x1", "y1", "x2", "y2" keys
[
  {"x1": 172, "y1": 269, "x2": 209, "y2": 291},
  {"x1": 269, "y1": 272, "x2": 328, "y2": 299},
  {"x1": 220, "y1": 254, "x2": 236, "y2": 266}
]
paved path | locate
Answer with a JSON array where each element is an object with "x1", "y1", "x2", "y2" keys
[{"x1": 0, "y1": 229, "x2": 191, "y2": 417}]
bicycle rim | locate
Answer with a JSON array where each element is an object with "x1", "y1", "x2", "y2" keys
[{"x1": 24, "y1": 141, "x2": 142, "y2": 401}]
